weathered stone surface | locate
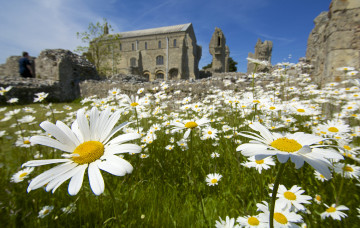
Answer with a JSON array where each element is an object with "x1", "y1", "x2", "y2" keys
[
  {"x1": 247, "y1": 39, "x2": 273, "y2": 74},
  {"x1": 306, "y1": 0, "x2": 360, "y2": 84},
  {"x1": 0, "y1": 49, "x2": 100, "y2": 103},
  {"x1": 34, "y1": 49, "x2": 99, "y2": 100},
  {"x1": 0, "y1": 76, "x2": 60, "y2": 104},
  {"x1": 0, "y1": 56, "x2": 36, "y2": 77},
  {"x1": 209, "y1": 27, "x2": 230, "y2": 73},
  {"x1": 93, "y1": 23, "x2": 202, "y2": 80}
]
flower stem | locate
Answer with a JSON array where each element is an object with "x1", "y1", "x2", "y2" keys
[{"x1": 270, "y1": 162, "x2": 286, "y2": 228}]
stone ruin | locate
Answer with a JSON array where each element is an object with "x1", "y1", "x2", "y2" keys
[
  {"x1": 208, "y1": 27, "x2": 230, "y2": 73},
  {"x1": 306, "y1": 0, "x2": 360, "y2": 84},
  {"x1": 0, "y1": 49, "x2": 99, "y2": 103},
  {"x1": 247, "y1": 39, "x2": 273, "y2": 74}
]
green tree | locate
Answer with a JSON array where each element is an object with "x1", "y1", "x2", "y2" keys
[
  {"x1": 228, "y1": 57, "x2": 238, "y2": 72},
  {"x1": 202, "y1": 57, "x2": 238, "y2": 72},
  {"x1": 75, "y1": 18, "x2": 121, "y2": 76},
  {"x1": 202, "y1": 62, "x2": 212, "y2": 70}
]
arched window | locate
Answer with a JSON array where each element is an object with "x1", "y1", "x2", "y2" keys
[
  {"x1": 173, "y1": 39, "x2": 177, "y2": 47},
  {"x1": 158, "y1": 40, "x2": 161, "y2": 49},
  {"x1": 156, "y1": 55, "x2": 164, "y2": 65},
  {"x1": 145, "y1": 42, "x2": 148, "y2": 50},
  {"x1": 156, "y1": 72, "x2": 164, "y2": 80},
  {"x1": 130, "y1": 58, "x2": 137, "y2": 67},
  {"x1": 132, "y1": 43, "x2": 134, "y2": 51},
  {"x1": 217, "y1": 36, "x2": 221, "y2": 47}
]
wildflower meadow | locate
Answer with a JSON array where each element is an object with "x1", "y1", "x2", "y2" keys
[{"x1": 0, "y1": 61, "x2": 359, "y2": 227}]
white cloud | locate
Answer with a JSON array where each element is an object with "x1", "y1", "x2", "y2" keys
[{"x1": 0, "y1": 0, "x2": 104, "y2": 63}]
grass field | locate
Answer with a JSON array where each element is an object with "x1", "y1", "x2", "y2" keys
[{"x1": 0, "y1": 63, "x2": 359, "y2": 227}]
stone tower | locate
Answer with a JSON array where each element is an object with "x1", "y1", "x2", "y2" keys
[
  {"x1": 247, "y1": 39, "x2": 273, "y2": 73},
  {"x1": 306, "y1": 0, "x2": 360, "y2": 84},
  {"x1": 209, "y1": 27, "x2": 230, "y2": 73}
]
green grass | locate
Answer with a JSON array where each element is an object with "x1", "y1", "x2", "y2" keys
[{"x1": 0, "y1": 86, "x2": 359, "y2": 228}]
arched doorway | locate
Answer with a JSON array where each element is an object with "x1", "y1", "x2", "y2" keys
[
  {"x1": 169, "y1": 68, "x2": 178, "y2": 80},
  {"x1": 155, "y1": 71, "x2": 164, "y2": 80},
  {"x1": 143, "y1": 71, "x2": 150, "y2": 81}
]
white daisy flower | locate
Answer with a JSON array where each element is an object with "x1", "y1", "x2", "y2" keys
[
  {"x1": 211, "y1": 152, "x2": 220, "y2": 158},
  {"x1": 202, "y1": 127, "x2": 219, "y2": 139},
  {"x1": 257, "y1": 201, "x2": 303, "y2": 227},
  {"x1": 276, "y1": 185, "x2": 312, "y2": 211},
  {"x1": 314, "y1": 170, "x2": 331, "y2": 182},
  {"x1": 237, "y1": 215, "x2": 267, "y2": 228},
  {"x1": 236, "y1": 122, "x2": 343, "y2": 179},
  {"x1": 22, "y1": 107, "x2": 141, "y2": 196},
  {"x1": 241, "y1": 156, "x2": 275, "y2": 174},
  {"x1": 215, "y1": 216, "x2": 240, "y2": 228},
  {"x1": 334, "y1": 163, "x2": 360, "y2": 179},
  {"x1": 171, "y1": 117, "x2": 210, "y2": 139},
  {"x1": 206, "y1": 173, "x2": 222, "y2": 186},
  {"x1": 38, "y1": 205, "x2": 54, "y2": 218},
  {"x1": 34, "y1": 92, "x2": 49, "y2": 103},
  {"x1": 320, "y1": 204, "x2": 349, "y2": 220},
  {"x1": 11, "y1": 167, "x2": 35, "y2": 183}
]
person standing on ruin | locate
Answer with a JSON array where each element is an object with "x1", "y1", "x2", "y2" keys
[{"x1": 19, "y1": 52, "x2": 33, "y2": 78}]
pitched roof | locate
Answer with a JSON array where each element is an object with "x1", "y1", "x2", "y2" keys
[{"x1": 114, "y1": 23, "x2": 192, "y2": 39}]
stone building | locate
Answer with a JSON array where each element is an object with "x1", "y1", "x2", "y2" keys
[
  {"x1": 96, "y1": 23, "x2": 202, "y2": 81},
  {"x1": 247, "y1": 39, "x2": 273, "y2": 73},
  {"x1": 306, "y1": 0, "x2": 360, "y2": 84},
  {"x1": 209, "y1": 27, "x2": 230, "y2": 73}
]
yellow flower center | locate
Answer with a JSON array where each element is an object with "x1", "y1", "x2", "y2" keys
[
  {"x1": 343, "y1": 165, "x2": 353, "y2": 172},
  {"x1": 316, "y1": 195, "x2": 321, "y2": 201},
  {"x1": 284, "y1": 191, "x2": 297, "y2": 200},
  {"x1": 248, "y1": 216, "x2": 260, "y2": 226},
  {"x1": 328, "y1": 127, "x2": 339, "y2": 133},
  {"x1": 24, "y1": 140, "x2": 31, "y2": 144},
  {"x1": 347, "y1": 106, "x2": 353, "y2": 109},
  {"x1": 253, "y1": 100, "x2": 260, "y2": 103},
  {"x1": 271, "y1": 137, "x2": 302, "y2": 153},
  {"x1": 255, "y1": 159, "x2": 264, "y2": 164},
  {"x1": 297, "y1": 109, "x2": 305, "y2": 113},
  {"x1": 43, "y1": 209, "x2": 49, "y2": 215},
  {"x1": 320, "y1": 174, "x2": 325, "y2": 179},
  {"x1": 72, "y1": 141, "x2": 104, "y2": 164},
  {"x1": 326, "y1": 207, "x2": 336, "y2": 213},
  {"x1": 19, "y1": 172, "x2": 28, "y2": 178},
  {"x1": 131, "y1": 102, "x2": 139, "y2": 107},
  {"x1": 208, "y1": 131, "x2": 212, "y2": 135},
  {"x1": 270, "y1": 106, "x2": 276, "y2": 110},
  {"x1": 274, "y1": 212, "x2": 288, "y2": 224},
  {"x1": 185, "y1": 121, "x2": 198, "y2": 129},
  {"x1": 211, "y1": 179, "x2": 218, "y2": 184},
  {"x1": 343, "y1": 145, "x2": 351, "y2": 151}
]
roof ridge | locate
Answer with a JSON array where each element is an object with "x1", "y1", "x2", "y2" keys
[{"x1": 111, "y1": 23, "x2": 192, "y2": 38}]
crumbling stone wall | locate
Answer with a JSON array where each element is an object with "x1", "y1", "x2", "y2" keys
[
  {"x1": 247, "y1": 39, "x2": 273, "y2": 74},
  {"x1": 306, "y1": 0, "x2": 360, "y2": 84},
  {"x1": 209, "y1": 27, "x2": 230, "y2": 73},
  {"x1": 0, "y1": 49, "x2": 100, "y2": 102},
  {"x1": 0, "y1": 56, "x2": 36, "y2": 77}
]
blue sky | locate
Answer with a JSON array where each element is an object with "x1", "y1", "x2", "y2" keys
[{"x1": 0, "y1": 0, "x2": 331, "y2": 72}]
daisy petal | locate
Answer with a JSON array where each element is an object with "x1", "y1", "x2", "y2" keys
[
  {"x1": 88, "y1": 162, "x2": 104, "y2": 195},
  {"x1": 68, "y1": 164, "x2": 88, "y2": 195}
]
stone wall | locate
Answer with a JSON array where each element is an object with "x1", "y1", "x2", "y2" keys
[
  {"x1": 247, "y1": 39, "x2": 273, "y2": 74},
  {"x1": 0, "y1": 76, "x2": 61, "y2": 103},
  {"x1": 306, "y1": 0, "x2": 360, "y2": 85},
  {"x1": 0, "y1": 56, "x2": 36, "y2": 77},
  {"x1": 0, "y1": 49, "x2": 100, "y2": 103},
  {"x1": 209, "y1": 27, "x2": 230, "y2": 73}
]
